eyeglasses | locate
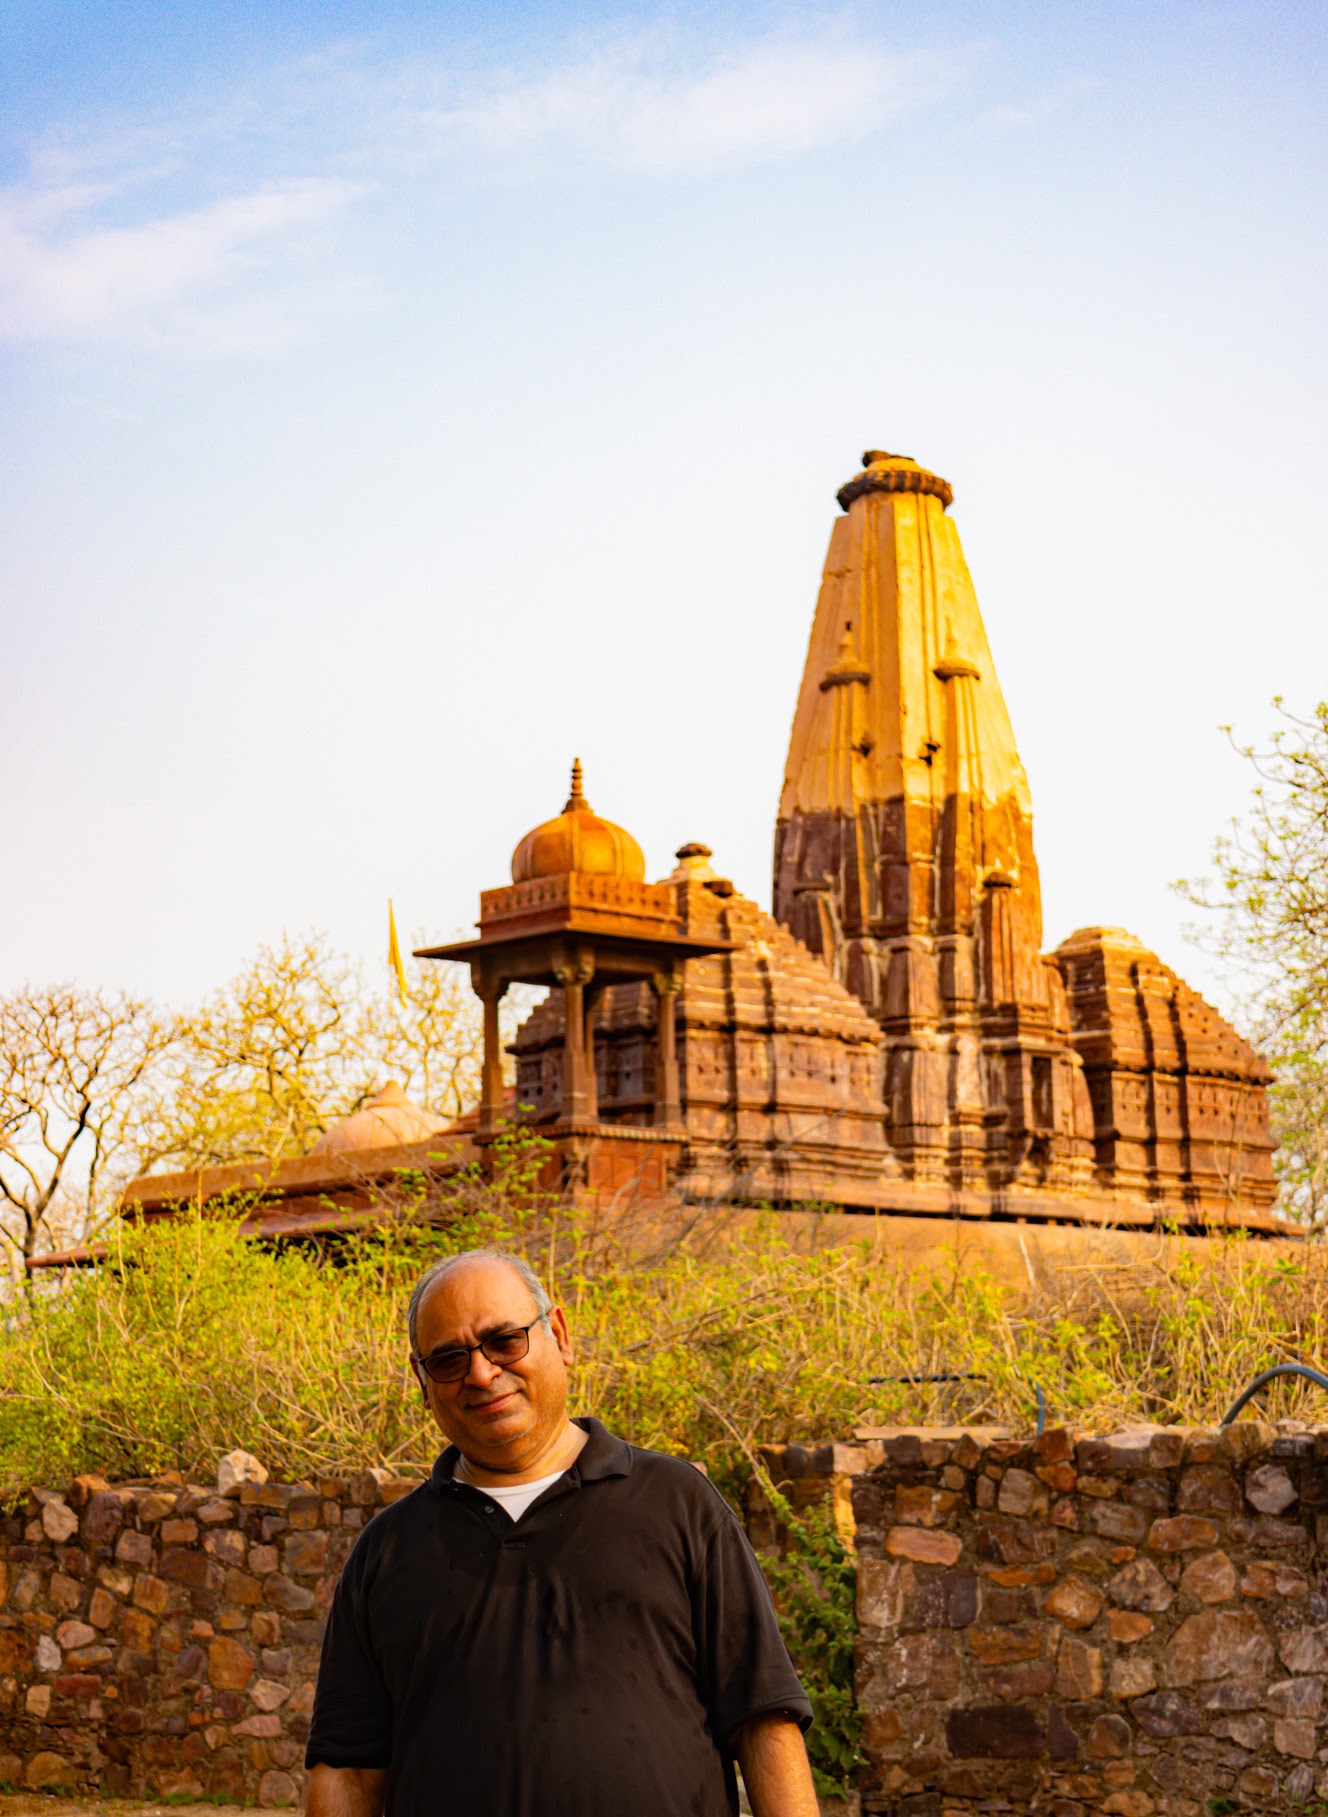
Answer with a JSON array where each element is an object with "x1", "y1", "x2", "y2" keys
[{"x1": 414, "y1": 1316, "x2": 546, "y2": 1384}]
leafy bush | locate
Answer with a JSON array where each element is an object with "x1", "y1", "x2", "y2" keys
[{"x1": 3, "y1": 1187, "x2": 1327, "y2": 1489}]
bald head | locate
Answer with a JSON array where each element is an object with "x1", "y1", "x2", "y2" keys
[{"x1": 407, "y1": 1250, "x2": 551, "y2": 1356}]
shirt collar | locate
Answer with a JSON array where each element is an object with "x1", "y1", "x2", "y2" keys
[{"x1": 430, "y1": 1416, "x2": 633, "y2": 1494}]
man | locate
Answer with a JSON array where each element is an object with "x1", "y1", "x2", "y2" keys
[{"x1": 305, "y1": 1248, "x2": 818, "y2": 1817}]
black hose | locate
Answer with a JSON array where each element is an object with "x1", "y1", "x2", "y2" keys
[{"x1": 1220, "y1": 1362, "x2": 1328, "y2": 1427}]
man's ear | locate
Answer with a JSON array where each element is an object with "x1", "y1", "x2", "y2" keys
[
  {"x1": 547, "y1": 1305, "x2": 573, "y2": 1366},
  {"x1": 408, "y1": 1355, "x2": 429, "y2": 1404}
]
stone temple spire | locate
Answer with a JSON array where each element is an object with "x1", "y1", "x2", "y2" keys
[{"x1": 774, "y1": 449, "x2": 1095, "y2": 1190}]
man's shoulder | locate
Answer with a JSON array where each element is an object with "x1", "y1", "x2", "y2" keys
[{"x1": 617, "y1": 1441, "x2": 738, "y2": 1526}]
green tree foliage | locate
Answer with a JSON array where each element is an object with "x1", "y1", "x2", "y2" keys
[{"x1": 1179, "y1": 700, "x2": 1328, "y2": 1229}]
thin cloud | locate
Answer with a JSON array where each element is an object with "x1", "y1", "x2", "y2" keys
[
  {"x1": 0, "y1": 177, "x2": 367, "y2": 347},
  {"x1": 432, "y1": 34, "x2": 965, "y2": 176},
  {"x1": 0, "y1": 23, "x2": 970, "y2": 349}
]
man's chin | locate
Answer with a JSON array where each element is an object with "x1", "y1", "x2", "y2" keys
[{"x1": 460, "y1": 1394, "x2": 529, "y2": 1438}]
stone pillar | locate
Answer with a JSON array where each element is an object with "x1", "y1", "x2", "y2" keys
[
  {"x1": 472, "y1": 969, "x2": 509, "y2": 1140},
  {"x1": 554, "y1": 951, "x2": 596, "y2": 1123},
  {"x1": 583, "y1": 983, "x2": 606, "y2": 1122},
  {"x1": 652, "y1": 971, "x2": 683, "y2": 1128}
]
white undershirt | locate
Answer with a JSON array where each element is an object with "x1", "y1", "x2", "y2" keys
[{"x1": 454, "y1": 1464, "x2": 566, "y2": 1523}]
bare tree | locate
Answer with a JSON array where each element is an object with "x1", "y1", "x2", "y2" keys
[{"x1": 0, "y1": 984, "x2": 173, "y2": 1277}]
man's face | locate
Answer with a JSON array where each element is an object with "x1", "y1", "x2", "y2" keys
[{"x1": 410, "y1": 1259, "x2": 573, "y2": 1472}]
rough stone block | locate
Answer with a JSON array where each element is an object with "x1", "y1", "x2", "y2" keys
[
  {"x1": 869, "y1": 1631, "x2": 961, "y2": 1699},
  {"x1": 1214, "y1": 1711, "x2": 1267, "y2": 1749},
  {"x1": 1163, "y1": 1610, "x2": 1274, "y2": 1686},
  {"x1": 159, "y1": 1546, "x2": 219, "y2": 1589},
  {"x1": 119, "y1": 1605, "x2": 155, "y2": 1650},
  {"x1": 1087, "y1": 1502, "x2": 1148, "y2": 1545},
  {"x1": 974, "y1": 1659, "x2": 1055, "y2": 1701},
  {"x1": 945, "y1": 1704, "x2": 1043, "y2": 1759},
  {"x1": 1176, "y1": 1465, "x2": 1241, "y2": 1513},
  {"x1": 250, "y1": 1678, "x2": 290, "y2": 1712},
  {"x1": 1276, "y1": 1625, "x2": 1328, "y2": 1673},
  {"x1": 115, "y1": 1529, "x2": 153, "y2": 1567},
  {"x1": 233, "y1": 1712, "x2": 282, "y2": 1738},
  {"x1": 1043, "y1": 1575, "x2": 1103, "y2": 1631},
  {"x1": 1233, "y1": 1514, "x2": 1307, "y2": 1547},
  {"x1": 1109, "y1": 1653, "x2": 1156, "y2": 1698},
  {"x1": 996, "y1": 1470, "x2": 1047, "y2": 1518},
  {"x1": 1244, "y1": 1463, "x2": 1297, "y2": 1513},
  {"x1": 969, "y1": 1624, "x2": 1043, "y2": 1666},
  {"x1": 885, "y1": 1527, "x2": 961, "y2": 1567},
  {"x1": 1265, "y1": 1677, "x2": 1323, "y2": 1717},
  {"x1": 205, "y1": 1529, "x2": 248, "y2": 1567},
  {"x1": 1178, "y1": 1548, "x2": 1236, "y2": 1603},
  {"x1": 1108, "y1": 1609, "x2": 1152, "y2": 1643},
  {"x1": 40, "y1": 1500, "x2": 78, "y2": 1543},
  {"x1": 1129, "y1": 1690, "x2": 1199, "y2": 1737},
  {"x1": 208, "y1": 1636, "x2": 255, "y2": 1690},
  {"x1": 131, "y1": 1574, "x2": 170, "y2": 1615},
  {"x1": 892, "y1": 1486, "x2": 957, "y2": 1528},
  {"x1": 48, "y1": 1570, "x2": 83, "y2": 1613},
  {"x1": 1087, "y1": 1713, "x2": 1131, "y2": 1758},
  {"x1": 1146, "y1": 1515, "x2": 1218, "y2": 1552},
  {"x1": 222, "y1": 1567, "x2": 264, "y2": 1608},
  {"x1": 1272, "y1": 1717, "x2": 1316, "y2": 1758},
  {"x1": 283, "y1": 1532, "x2": 329, "y2": 1577},
  {"x1": 24, "y1": 1750, "x2": 68, "y2": 1787},
  {"x1": 1033, "y1": 1428, "x2": 1074, "y2": 1465},
  {"x1": 1056, "y1": 1636, "x2": 1102, "y2": 1699},
  {"x1": 87, "y1": 1586, "x2": 117, "y2": 1629},
  {"x1": 1106, "y1": 1558, "x2": 1173, "y2": 1612}
]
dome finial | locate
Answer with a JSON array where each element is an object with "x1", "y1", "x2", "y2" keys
[
  {"x1": 511, "y1": 760, "x2": 645, "y2": 884},
  {"x1": 564, "y1": 757, "x2": 589, "y2": 813}
]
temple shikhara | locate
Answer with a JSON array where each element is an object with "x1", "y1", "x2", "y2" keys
[{"x1": 109, "y1": 448, "x2": 1284, "y2": 1254}]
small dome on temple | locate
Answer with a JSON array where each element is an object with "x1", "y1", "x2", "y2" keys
[
  {"x1": 510, "y1": 760, "x2": 646, "y2": 884},
  {"x1": 310, "y1": 1082, "x2": 449, "y2": 1154}
]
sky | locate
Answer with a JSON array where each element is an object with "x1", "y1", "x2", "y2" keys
[{"x1": 2, "y1": 0, "x2": 1325, "y2": 1017}]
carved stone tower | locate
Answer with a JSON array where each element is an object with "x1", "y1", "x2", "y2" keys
[{"x1": 773, "y1": 450, "x2": 1097, "y2": 1191}]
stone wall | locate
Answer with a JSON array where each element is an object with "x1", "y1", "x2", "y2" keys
[
  {"x1": 3, "y1": 1426, "x2": 1326, "y2": 1814},
  {"x1": 761, "y1": 1423, "x2": 1328, "y2": 1816},
  {"x1": 0, "y1": 1467, "x2": 416, "y2": 1805}
]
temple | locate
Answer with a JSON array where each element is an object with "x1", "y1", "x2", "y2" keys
[
  {"x1": 90, "y1": 446, "x2": 1284, "y2": 1259},
  {"x1": 485, "y1": 449, "x2": 1279, "y2": 1232},
  {"x1": 769, "y1": 450, "x2": 1277, "y2": 1224}
]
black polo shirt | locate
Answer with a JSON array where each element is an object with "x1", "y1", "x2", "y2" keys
[{"x1": 306, "y1": 1418, "x2": 810, "y2": 1815}]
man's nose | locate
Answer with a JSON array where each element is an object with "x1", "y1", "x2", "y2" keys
[{"x1": 465, "y1": 1346, "x2": 503, "y2": 1388}]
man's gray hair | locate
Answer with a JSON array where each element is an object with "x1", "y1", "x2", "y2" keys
[{"x1": 407, "y1": 1249, "x2": 553, "y2": 1356}]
